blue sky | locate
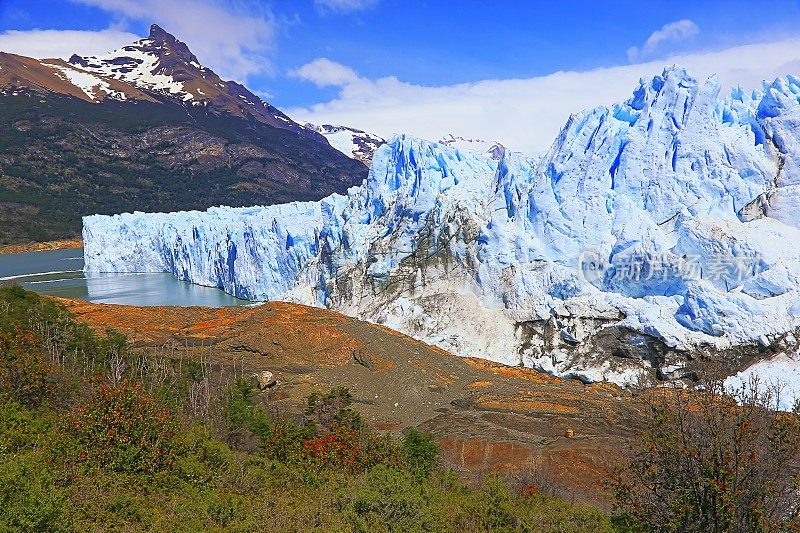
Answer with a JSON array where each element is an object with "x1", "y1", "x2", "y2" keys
[{"x1": 3, "y1": 0, "x2": 800, "y2": 150}]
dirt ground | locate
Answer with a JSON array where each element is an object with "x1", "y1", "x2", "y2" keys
[
  {"x1": 0, "y1": 239, "x2": 82, "y2": 255},
  {"x1": 62, "y1": 298, "x2": 646, "y2": 507}
]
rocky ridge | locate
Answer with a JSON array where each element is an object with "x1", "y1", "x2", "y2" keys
[{"x1": 0, "y1": 25, "x2": 367, "y2": 244}]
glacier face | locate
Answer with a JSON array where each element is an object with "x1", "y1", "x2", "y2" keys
[{"x1": 84, "y1": 67, "x2": 800, "y2": 384}]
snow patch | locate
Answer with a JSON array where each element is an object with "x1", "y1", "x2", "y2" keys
[
  {"x1": 48, "y1": 63, "x2": 126, "y2": 101},
  {"x1": 74, "y1": 44, "x2": 190, "y2": 100}
]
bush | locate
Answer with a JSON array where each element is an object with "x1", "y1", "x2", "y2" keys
[
  {"x1": 0, "y1": 456, "x2": 71, "y2": 532},
  {"x1": 0, "y1": 327, "x2": 58, "y2": 408},
  {"x1": 340, "y1": 465, "x2": 430, "y2": 531},
  {"x1": 70, "y1": 380, "x2": 177, "y2": 474},
  {"x1": 222, "y1": 378, "x2": 273, "y2": 451},
  {"x1": 302, "y1": 428, "x2": 400, "y2": 474},
  {"x1": 402, "y1": 429, "x2": 439, "y2": 476},
  {"x1": 305, "y1": 386, "x2": 363, "y2": 433},
  {"x1": 0, "y1": 396, "x2": 51, "y2": 454},
  {"x1": 611, "y1": 377, "x2": 800, "y2": 532},
  {"x1": 174, "y1": 425, "x2": 236, "y2": 485}
]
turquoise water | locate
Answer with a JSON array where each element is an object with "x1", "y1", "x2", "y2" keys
[{"x1": 0, "y1": 248, "x2": 251, "y2": 307}]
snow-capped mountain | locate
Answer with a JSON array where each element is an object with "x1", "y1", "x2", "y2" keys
[
  {"x1": 0, "y1": 25, "x2": 369, "y2": 244},
  {"x1": 308, "y1": 124, "x2": 385, "y2": 165},
  {"x1": 83, "y1": 66, "x2": 800, "y2": 385},
  {"x1": 438, "y1": 134, "x2": 507, "y2": 160},
  {"x1": 1, "y1": 24, "x2": 318, "y2": 139},
  {"x1": 0, "y1": 51, "x2": 153, "y2": 102},
  {"x1": 67, "y1": 24, "x2": 313, "y2": 138}
]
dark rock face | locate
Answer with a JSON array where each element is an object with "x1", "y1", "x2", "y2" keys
[
  {"x1": 513, "y1": 314, "x2": 798, "y2": 384},
  {"x1": 0, "y1": 92, "x2": 367, "y2": 244},
  {"x1": 147, "y1": 24, "x2": 197, "y2": 63}
]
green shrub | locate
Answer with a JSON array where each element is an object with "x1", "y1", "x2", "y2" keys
[
  {"x1": 262, "y1": 417, "x2": 310, "y2": 464},
  {"x1": 70, "y1": 380, "x2": 177, "y2": 474},
  {"x1": 305, "y1": 386, "x2": 363, "y2": 432},
  {"x1": 175, "y1": 425, "x2": 235, "y2": 485},
  {"x1": 0, "y1": 396, "x2": 50, "y2": 454},
  {"x1": 222, "y1": 378, "x2": 273, "y2": 450},
  {"x1": 206, "y1": 491, "x2": 248, "y2": 529},
  {"x1": 340, "y1": 465, "x2": 429, "y2": 532},
  {"x1": 475, "y1": 476, "x2": 519, "y2": 531},
  {"x1": 402, "y1": 428, "x2": 439, "y2": 476},
  {"x1": 0, "y1": 456, "x2": 71, "y2": 532}
]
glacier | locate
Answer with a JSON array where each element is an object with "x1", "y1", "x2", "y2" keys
[{"x1": 84, "y1": 66, "x2": 800, "y2": 385}]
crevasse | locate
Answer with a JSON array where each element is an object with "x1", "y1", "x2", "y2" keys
[{"x1": 84, "y1": 67, "x2": 800, "y2": 384}]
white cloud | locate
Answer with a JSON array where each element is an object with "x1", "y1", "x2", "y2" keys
[
  {"x1": 627, "y1": 19, "x2": 700, "y2": 61},
  {"x1": 0, "y1": 27, "x2": 139, "y2": 59},
  {"x1": 314, "y1": 0, "x2": 379, "y2": 13},
  {"x1": 72, "y1": 0, "x2": 277, "y2": 81},
  {"x1": 290, "y1": 58, "x2": 361, "y2": 86},
  {"x1": 287, "y1": 37, "x2": 800, "y2": 154},
  {"x1": 252, "y1": 89, "x2": 275, "y2": 100}
]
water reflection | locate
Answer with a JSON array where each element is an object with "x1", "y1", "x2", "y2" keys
[{"x1": 1, "y1": 249, "x2": 252, "y2": 308}]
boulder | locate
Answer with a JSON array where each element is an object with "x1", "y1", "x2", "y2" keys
[{"x1": 252, "y1": 370, "x2": 276, "y2": 391}]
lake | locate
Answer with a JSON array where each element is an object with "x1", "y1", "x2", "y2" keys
[{"x1": 0, "y1": 248, "x2": 252, "y2": 307}]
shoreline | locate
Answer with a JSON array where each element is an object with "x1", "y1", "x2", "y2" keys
[{"x1": 0, "y1": 239, "x2": 83, "y2": 255}]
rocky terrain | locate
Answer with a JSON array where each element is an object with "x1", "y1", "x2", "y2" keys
[
  {"x1": 0, "y1": 25, "x2": 367, "y2": 245},
  {"x1": 0, "y1": 238, "x2": 82, "y2": 255},
  {"x1": 61, "y1": 297, "x2": 643, "y2": 507}
]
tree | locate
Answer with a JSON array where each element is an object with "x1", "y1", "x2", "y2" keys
[{"x1": 611, "y1": 376, "x2": 800, "y2": 532}]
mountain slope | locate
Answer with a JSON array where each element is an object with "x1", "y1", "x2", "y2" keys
[
  {"x1": 0, "y1": 25, "x2": 367, "y2": 244},
  {"x1": 82, "y1": 66, "x2": 800, "y2": 385},
  {"x1": 68, "y1": 25, "x2": 318, "y2": 139},
  {"x1": 308, "y1": 124, "x2": 385, "y2": 165}
]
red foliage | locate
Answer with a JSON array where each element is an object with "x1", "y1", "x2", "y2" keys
[
  {"x1": 520, "y1": 485, "x2": 541, "y2": 497},
  {"x1": 70, "y1": 379, "x2": 176, "y2": 474},
  {"x1": 301, "y1": 425, "x2": 401, "y2": 473},
  {"x1": 0, "y1": 326, "x2": 58, "y2": 406}
]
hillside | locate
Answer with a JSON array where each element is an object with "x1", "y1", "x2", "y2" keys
[
  {"x1": 0, "y1": 25, "x2": 367, "y2": 245},
  {"x1": 0, "y1": 286, "x2": 625, "y2": 531},
  {"x1": 62, "y1": 297, "x2": 641, "y2": 505}
]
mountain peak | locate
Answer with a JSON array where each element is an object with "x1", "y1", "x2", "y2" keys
[
  {"x1": 148, "y1": 24, "x2": 172, "y2": 41},
  {"x1": 145, "y1": 24, "x2": 198, "y2": 66},
  {"x1": 308, "y1": 123, "x2": 385, "y2": 165},
  {"x1": 61, "y1": 25, "x2": 320, "y2": 139}
]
